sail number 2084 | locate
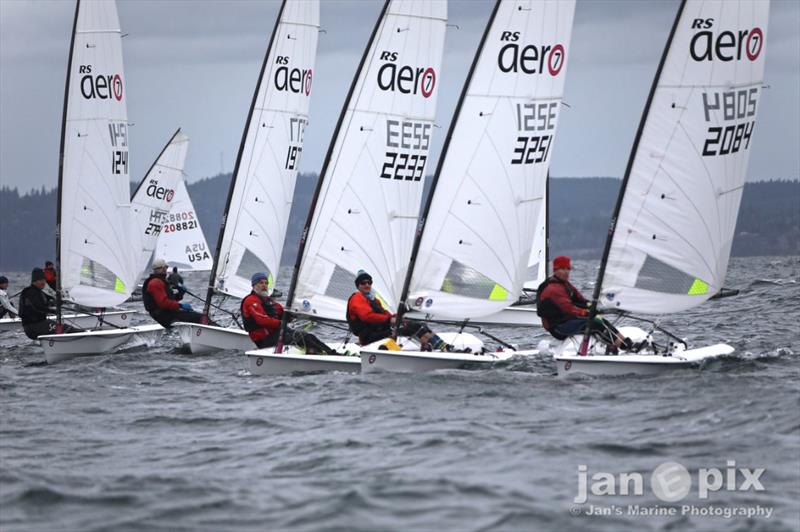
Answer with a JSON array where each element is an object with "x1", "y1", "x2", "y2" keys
[{"x1": 701, "y1": 88, "x2": 758, "y2": 157}]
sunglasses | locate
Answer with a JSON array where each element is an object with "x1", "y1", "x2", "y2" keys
[{"x1": 359, "y1": 280, "x2": 373, "y2": 285}]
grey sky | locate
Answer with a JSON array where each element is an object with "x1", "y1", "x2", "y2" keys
[{"x1": 0, "y1": 0, "x2": 797, "y2": 193}]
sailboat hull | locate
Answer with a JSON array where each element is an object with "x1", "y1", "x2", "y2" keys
[
  {"x1": 0, "y1": 310, "x2": 133, "y2": 332},
  {"x1": 173, "y1": 322, "x2": 253, "y2": 354},
  {"x1": 40, "y1": 324, "x2": 164, "y2": 364},
  {"x1": 245, "y1": 343, "x2": 361, "y2": 375},
  {"x1": 553, "y1": 327, "x2": 734, "y2": 377},
  {"x1": 360, "y1": 348, "x2": 519, "y2": 373},
  {"x1": 359, "y1": 332, "x2": 534, "y2": 373}
]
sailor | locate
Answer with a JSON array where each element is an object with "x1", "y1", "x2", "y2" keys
[
  {"x1": 142, "y1": 259, "x2": 203, "y2": 327},
  {"x1": 242, "y1": 272, "x2": 336, "y2": 354},
  {"x1": 18, "y1": 268, "x2": 79, "y2": 339},
  {"x1": 346, "y1": 270, "x2": 452, "y2": 350},
  {"x1": 167, "y1": 266, "x2": 184, "y2": 290},
  {"x1": 536, "y1": 256, "x2": 632, "y2": 351},
  {"x1": 0, "y1": 275, "x2": 19, "y2": 319},
  {"x1": 43, "y1": 261, "x2": 57, "y2": 291}
]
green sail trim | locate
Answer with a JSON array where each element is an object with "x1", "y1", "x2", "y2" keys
[
  {"x1": 114, "y1": 277, "x2": 126, "y2": 294},
  {"x1": 687, "y1": 278, "x2": 709, "y2": 295},
  {"x1": 489, "y1": 284, "x2": 507, "y2": 301}
]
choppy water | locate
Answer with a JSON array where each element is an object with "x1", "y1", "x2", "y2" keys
[{"x1": 1, "y1": 256, "x2": 798, "y2": 531}]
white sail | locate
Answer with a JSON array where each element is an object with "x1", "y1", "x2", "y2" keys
[
  {"x1": 405, "y1": 0, "x2": 574, "y2": 320},
  {"x1": 524, "y1": 196, "x2": 548, "y2": 290},
  {"x1": 58, "y1": 0, "x2": 135, "y2": 307},
  {"x1": 598, "y1": 0, "x2": 769, "y2": 314},
  {"x1": 292, "y1": 0, "x2": 447, "y2": 321},
  {"x1": 156, "y1": 180, "x2": 213, "y2": 271},
  {"x1": 212, "y1": 0, "x2": 319, "y2": 299},
  {"x1": 130, "y1": 129, "x2": 189, "y2": 281}
]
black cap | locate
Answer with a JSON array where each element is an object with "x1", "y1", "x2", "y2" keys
[
  {"x1": 31, "y1": 268, "x2": 46, "y2": 282},
  {"x1": 0, "y1": 276, "x2": 8, "y2": 284},
  {"x1": 354, "y1": 271, "x2": 372, "y2": 287}
]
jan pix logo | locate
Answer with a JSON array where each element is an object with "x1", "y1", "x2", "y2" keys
[{"x1": 574, "y1": 460, "x2": 765, "y2": 504}]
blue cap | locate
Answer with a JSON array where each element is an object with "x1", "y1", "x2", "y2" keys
[{"x1": 251, "y1": 272, "x2": 268, "y2": 286}]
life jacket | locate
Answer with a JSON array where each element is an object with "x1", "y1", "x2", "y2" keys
[
  {"x1": 535, "y1": 276, "x2": 582, "y2": 325},
  {"x1": 240, "y1": 292, "x2": 278, "y2": 332},
  {"x1": 142, "y1": 274, "x2": 175, "y2": 312},
  {"x1": 18, "y1": 285, "x2": 49, "y2": 324},
  {"x1": 346, "y1": 292, "x2": 387, "y2": 335}
]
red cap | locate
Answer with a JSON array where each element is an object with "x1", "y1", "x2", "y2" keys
[{"x1": 553, "y1": 256, "x2": 571, "y2": 271}]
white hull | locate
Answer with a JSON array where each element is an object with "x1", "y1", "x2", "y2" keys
[
  {"x1": 360, "y1": 348, "x2": 518, "y2": 373},
  {"x1": 246, "y1": 342, "x2": 361, "y2": 375},
  {"x1": 359, "y1": 332, "x2": 537, "y2": 373},
  {"x1": 40, "y1": 324, "x2": 164, "y2": 364},
  {"x1": 553, "y1": 326, "x2": 734, "y2": 377},
  {"x1": 173, "y1": 322, "x2": 254, "y2": 354},
  {"x1": 0, "y1": 310, "x2": 134, "y2": 332}
]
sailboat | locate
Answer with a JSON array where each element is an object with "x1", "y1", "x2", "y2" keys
[
  {"x1": 38, "y1": 4, "x2": 172, "y2": 363},
  {"x1": 131, "y1": 128, "x2": 190, "y2": 279},
  {"x1": 173, "y1": 0, "x2": 320, "y2": 354},
  {"x1": 554, "y1": 0, "x2": 769, "y2": 377},
  {"x1": 245, "y1": 0, "x2": 448, "y2": 375},
  {"x1": 361, "y1": 0, "x2": 575, "y2": 372},
  {"x1": 154, "y1": 180, "x2": 213, "y2": 272}
]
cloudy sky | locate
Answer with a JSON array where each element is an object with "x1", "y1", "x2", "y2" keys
[{"x1": 1, "y1": 0, "x2": 798, "y2": 193}]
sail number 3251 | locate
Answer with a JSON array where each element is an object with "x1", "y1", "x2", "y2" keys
[{"x1": 512, "y1": 102, "x2": 557, "y2": 165}]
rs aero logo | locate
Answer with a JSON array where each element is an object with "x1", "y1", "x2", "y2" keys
[
  {"x1": 377, "y1": 51, "x2": 436, "y2": 98},
  {"x1": 498, "y1": 32, "x2": 565, "y2": 76},
  {"x1": 690, "y1": 19, "x2": 763, "y2": 62},
  {"x1": 146, "y1": 181, "x2": 175, "y2": 202},
  {"x1": 78, "y1": 65, "x2": 123, "y2": 101},
  {"x1": 274, "y1": 56, "x2": 312, "y2": 96}
]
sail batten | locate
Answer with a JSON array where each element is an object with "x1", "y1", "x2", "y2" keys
[
  {"x1": 206, "y1": 0, "x2": 320, "y2": 303},
  {"x1": 403, "y1": 0, "x2": 575, "y2": 320},
  {"x1": 594, "y1": 0, "x2": 769, "y2": 315},
  {"x1": 289, "y1": 0, "x2": 448, "y2": 321},
  {"x1": 58, "y1": 0, "x2": 135, "y2": 308}
]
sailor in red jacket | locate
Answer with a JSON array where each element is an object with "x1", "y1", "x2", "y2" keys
[
  {"x1": 242, "y1": 272, "x2": 337, "y2": 354},
  {"x1": 241, "y1": 272, "x2": 284, "y2": 348},
  {"x1": 346, "y1": 270, "x2": 454, "y2": 350},
  {"x1": 537, "y1": 256, "x2": 632, "y2": 350},
  {"x1": 43, "y1": 261, "x2": 57, "y2": 291},
  {"x1": 143, "y1": 259, "x2": 203, "y2": 327}
]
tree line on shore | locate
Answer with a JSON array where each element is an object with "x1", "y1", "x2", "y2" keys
[{"x1": 1, "y1": 177, "x2": 797, "y2": 271}]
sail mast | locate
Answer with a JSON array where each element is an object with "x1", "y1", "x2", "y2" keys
[
  {"x1": 202, "y1": 0, "x2": 288, "y2": 318},
  {"x1": 545, "y1": 171, "x2": 550, "y2": 278},
  {"x1": 396, "y1": 0, "x2": 501, "y2": 321},
  {"x1": 55, "y1": 0, "x2": 82, "y2": 329},
  {"x1": 582, "y1": 0, "x2": 687, "y2": 344},
  {"x1": 277, "y1": 0, "x2": 391, "y2": 344},
  {"x1": 130, "y1": 128, "x2": 182, "y2": 201}
]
